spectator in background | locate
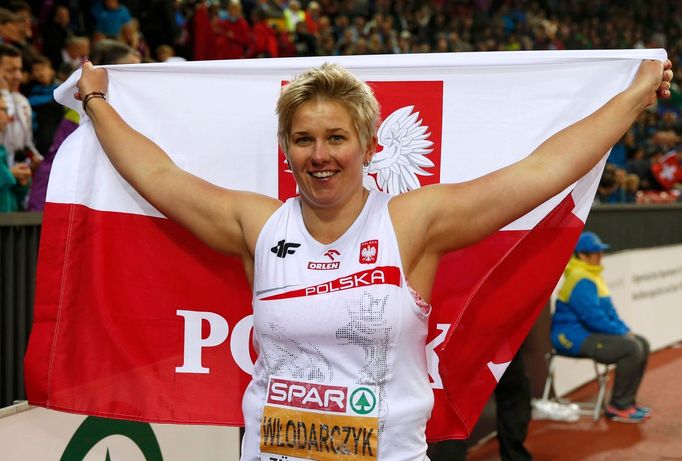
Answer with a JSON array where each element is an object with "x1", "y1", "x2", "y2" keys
[
  {"x1": 91, "y1": 0, "x2": 132, "y2": 40},
  {"x1": 608, "y1": 132, "x2": 630, "y2": 169},
  {"x1": 291, "y1": 21, "x2": 316, "y2": 57},
  {"x1": 26, "y1": 55, "x2": 60, "y2": 158},
  {"x1": 0, "y1": 8, "x2": 23, "y2": 46},
  {"x1": 1, "y1": 3, "x2": 39, "y2": 72},
  {"x1": 334, "y1": 27, "x2": 355, "y2": 55},
  {"x1": 345, "y1": 36, "x2": 368, "y2": 55},
  {"x1": 0, "y1": 91, "x2": 29, "y2": 211},
  {"x1": 214, "y1": 1, "x2": 251, "y2": 60},
  {"x1": 118, "y1": 18, "x2": 150, "y2": 61},
  {"x1": 434, "y1": 34, "x2": 450, "y2": 53},
  {"x1": 624, "y1": 173, "x2": 640, "y2": 202},
  {"x1": 317, "y1": 31, "x2": 335, "y2": 56},
  {"x1": 397, "y1": 30, "x2": 414, "y2": 54},
  {"x1": 315, "y1": 14, "x2": 333, "y2": 41},
  {"x1": 248, "y1": 8, "x2": 277, "y2": 58},
  {"x1": 136, "y1": 0, "x2": 178, "y2": 56},
  {"x1": 41, "y1": 5, "x2": 73, "y2": 71},
  {"x1": 0, "y1": 43, "x2": 40, "y2": 201},
  {"x1": 254, "y1": 0, "x2": 284, "y2": 23},
  {"x1": 156, "y1": 44, "x2": 186, "y2": 63},
  {"x1": 274, "y1": 20, "x2": 296, "y2": 58},
  {"x1": 551, "y1": 232, "x2": 651, "y2": 423},
  {"x1": 5, "y1": 1, "x2": 34, "y2": 47},
  {"x1": 595, "y1": 164, "x2": 618, "y2": 204},
  {"x1": 367, "y1": 32, "x2": 386, "y2": 54},
  {"x1": 283, "y1": 0, "x2": 305, "y2": 33},
  {"x1": 191, "y1": 0, "x2": 214, "y2": 61},
  {"x1": 303, "y1": 1, "x2": 321, "y2": 36},
  {"x1": 332, "y1": 14, "x2": 349, "y2": 42},
  {"x1": 25, "y1": 55, "x2": 61, "y2": 212},
  {"x1": 599, "y1": 166, "x2": 631, "y2": 203},
  {"x1": 57, "y1": 36, "x2": 89, "y2": 81}
]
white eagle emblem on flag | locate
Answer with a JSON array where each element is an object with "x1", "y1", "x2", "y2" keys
[
  {"x1": 361, "y1": 245, "x2": 377, "y2": 262},
  {"x1": 364, "y1": 105, "x2": 434, "y2": 195}
]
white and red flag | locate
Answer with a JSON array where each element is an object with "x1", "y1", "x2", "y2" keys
[
  {"x1": 651, "y1": 150, "x2": 682, "y2": 190},
  {"x1": 25, "y1": 50, "x2": 665, "y2": 440}
]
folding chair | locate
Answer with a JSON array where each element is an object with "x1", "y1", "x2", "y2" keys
[{"x1": 541, "y1": 349, "x2": 611, "y2": 420}]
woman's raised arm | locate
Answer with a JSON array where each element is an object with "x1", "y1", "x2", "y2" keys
[
  {"x1": 393, "y1": 59, "x2": 673, "y2": 270},
  {"x1": 76, "y1": 61, "x2": 281, "y2": 258}
]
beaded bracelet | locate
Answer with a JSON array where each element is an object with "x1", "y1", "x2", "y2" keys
[{"x1": 82, "y1": 91, "x2": 106, "y2": 114}]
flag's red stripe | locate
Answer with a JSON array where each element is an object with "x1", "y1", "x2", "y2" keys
[
  {"x1": 26, "y1": 203, "x2": 253, "y2": 425},
  {"x1": 426, "y1": 193, "x2": 584, "y2": 440}
]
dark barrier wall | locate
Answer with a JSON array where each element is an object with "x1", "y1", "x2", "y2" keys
[
  {"x1": 1, "y1": 212, "x2": 41, "y2": 407},
  {"x1": 1, "y1": 205, "x2": 681, "y2": 418},
  {"x1": 584, "y1": 204, "x2": 682, "y2": 252}
]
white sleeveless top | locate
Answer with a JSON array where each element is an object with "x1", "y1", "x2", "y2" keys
[{"x1": 242, "y1": 190, "x2": 433, "y2": 461}]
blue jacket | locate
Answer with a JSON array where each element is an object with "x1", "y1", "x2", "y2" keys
[{"x1": 551, "y1": 257, "x2": 629, "y2": 356}]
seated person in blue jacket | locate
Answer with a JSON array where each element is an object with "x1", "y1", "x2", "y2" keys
[{"x1": 551, "y1": 231, "x2": 650, "y2": 423}]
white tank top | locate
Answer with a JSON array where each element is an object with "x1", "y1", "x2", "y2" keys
[{"x1": 242, "y1": 190, "x2": 433, "y2": 461}]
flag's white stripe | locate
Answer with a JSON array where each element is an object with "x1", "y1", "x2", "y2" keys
[
  {"x1": 48, "y1": 51, "x2": 663, "y2": 227},
  {"x1": 56, "y1": 48, "x2": 666, "y2": 100}
]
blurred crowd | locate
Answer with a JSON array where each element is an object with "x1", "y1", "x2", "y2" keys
[{"x1": 0, "y1": 0, "x2": 681, "y2": 211}]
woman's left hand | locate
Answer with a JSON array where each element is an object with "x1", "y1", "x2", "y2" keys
[
  {"x1": 75, "y1": 59, "x2": 109, "y2": 102},
  {"x1": 630, "y1": 59, "x2": 674, "y2": 109}
]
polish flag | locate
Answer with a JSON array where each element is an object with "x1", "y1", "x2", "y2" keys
[{"x1": 25, "y1": 50, "x2": 666, "y2": 440}]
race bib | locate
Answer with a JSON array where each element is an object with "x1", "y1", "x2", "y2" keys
[{"x1": 260, "y1": 377, "x2": 379, "y2": 461}]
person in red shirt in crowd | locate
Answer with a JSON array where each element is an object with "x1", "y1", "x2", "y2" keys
[
  {"x1": 215, "y1": 1, "x2": 251, "y2": 59},
  {"x1": 192, "y1": 0, "x2": 214, "y2": 61},
  {"x1": 304, "y1": 1, "x2": 321, "y2": 36},
  {"x1": 248, "y1": 8, "x2": 277, "y2": 58}
]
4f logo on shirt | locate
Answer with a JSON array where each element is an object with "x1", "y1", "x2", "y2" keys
[
  {"x1": 359, "y1": 240, "x2": 378, "y2": 264},
  {"x1": 271, "y1": 239, "x2": 300, "y2": 258}
]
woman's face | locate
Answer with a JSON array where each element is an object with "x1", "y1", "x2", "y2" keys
[{"x1": 286, "y1": 99, "x2": 372, "y2": 210}]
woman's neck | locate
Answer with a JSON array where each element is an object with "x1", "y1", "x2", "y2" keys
[{"x1": 300, "y1": 188, "x2": 369, "y2": 244}]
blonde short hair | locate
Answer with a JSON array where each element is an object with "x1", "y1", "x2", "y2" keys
[{"x1": 276, "y1": 63, "x2": 380, "y2": 154}]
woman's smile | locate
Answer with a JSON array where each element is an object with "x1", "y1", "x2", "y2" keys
[{"x1": 288, "y1": 99, "x2": 369, "y2": 209}]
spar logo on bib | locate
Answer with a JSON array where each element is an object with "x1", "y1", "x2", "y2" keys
[
  {"x1": 278, "y1": 81, "x2": 444, "y2": 200},
  {"x1": 267, "y1": 378, "x2": 348, "y2": 413}
]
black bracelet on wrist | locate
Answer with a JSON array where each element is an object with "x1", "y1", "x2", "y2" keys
[{"x1": 82, "y1": 91, "x2": 106, "y2": 114}]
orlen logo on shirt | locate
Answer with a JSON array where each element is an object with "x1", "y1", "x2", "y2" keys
[
  {"x1": 267, "y1": 378, "x2": 348, "y2": 413},
  {"x1": 307, "y1": 261, "x2": 340, "y2": 270},
  {"x1": 278, "y1": 81, "x2": 444, "y2": 201},
  {"x1": 307, "y1": 249, "x2": 341, "y2": 270}
]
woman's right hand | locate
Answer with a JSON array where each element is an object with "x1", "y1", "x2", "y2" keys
[{"x1": 75, "y1": 60, "x2": 109, "y2": 101}]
